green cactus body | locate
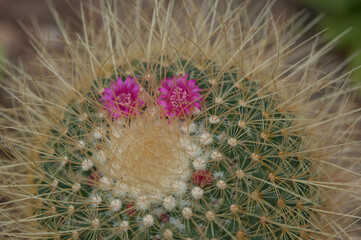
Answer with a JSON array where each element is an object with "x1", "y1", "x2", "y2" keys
[{"x1": 37, "y1": 59, "x2": 320, "y2": 240}]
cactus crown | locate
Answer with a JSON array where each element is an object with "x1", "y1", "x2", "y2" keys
[{"x1": 35, "y1": 58, "x2": 322, "y2": 239}]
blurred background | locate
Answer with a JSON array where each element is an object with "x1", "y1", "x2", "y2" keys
[
  {"x1": 0, "y1": 0, "x2": 79, "y2": 107},
  {"x1": 0, "y1": 0, "x2": 361, "y2": 98},
  {"x1": 294, "y1": 0, "x2": 361, "y2": 91}
]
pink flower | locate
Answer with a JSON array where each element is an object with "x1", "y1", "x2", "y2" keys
[
  {"x1": 100, "y1": 76, "x2": 144, "y2": 119},
  {"x1": 158, "y1": 74, "x2": 202, "y2": 118}
]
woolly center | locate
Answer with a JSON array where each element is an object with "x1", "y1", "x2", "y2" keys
[{"x1": 96, "y1": 108, "x2": 192, "y2": 200}]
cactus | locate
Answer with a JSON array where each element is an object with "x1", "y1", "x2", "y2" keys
[
  {"x1": 35, "y1": 60, "x2": 320, "y2": 239},
  {"x1": 0, "y1": 1, "x2": 360, "y2": 240}
]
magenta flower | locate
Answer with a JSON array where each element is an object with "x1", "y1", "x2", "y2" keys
[
  {"x1": 100, "y1": 76, "x2": 144, "y2": 119},
  {"x1": 158, "y1": 74, "x2": 202, "y2": 118}
]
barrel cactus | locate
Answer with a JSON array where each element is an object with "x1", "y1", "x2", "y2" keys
[{"x1": 0, "y1": 1, "x2": 360, "y2": 240}]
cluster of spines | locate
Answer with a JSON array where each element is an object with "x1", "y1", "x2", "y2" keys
[{"x1": 35, "y1": 58, "x2": 322, "y2": 240}]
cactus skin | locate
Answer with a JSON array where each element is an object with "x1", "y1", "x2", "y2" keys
[{"x1": 36, "y1": 59, "x2": 321, "y2": 240}]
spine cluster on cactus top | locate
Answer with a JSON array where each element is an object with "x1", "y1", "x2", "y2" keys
[{"x1": 0, "y1": 1, "x2": 360, "y2": 240}]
